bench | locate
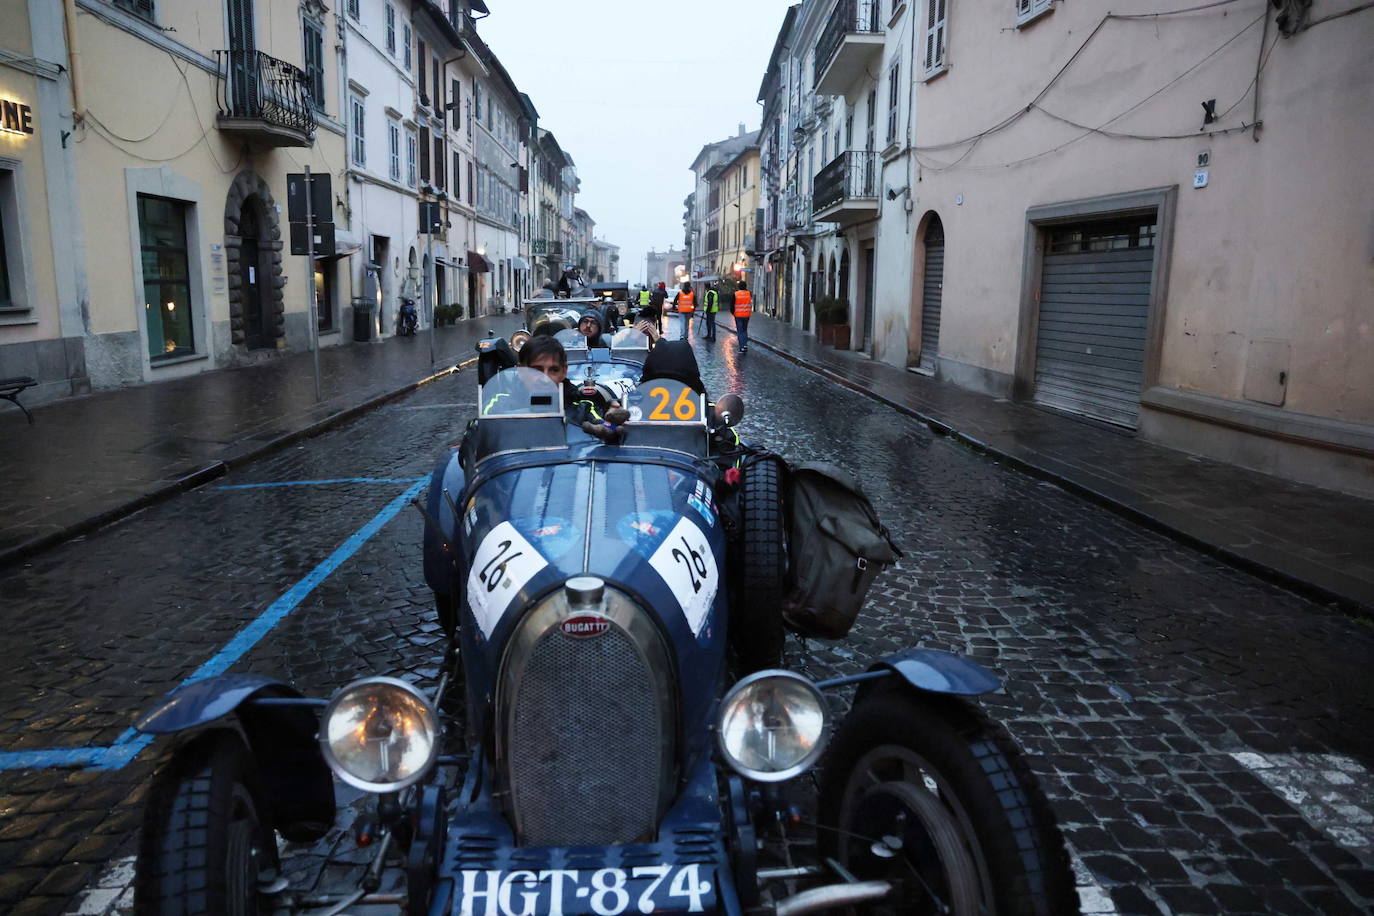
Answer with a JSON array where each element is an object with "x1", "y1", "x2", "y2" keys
[{"x1": 0, "y1": 376, "x2": 37, "y2": 424}]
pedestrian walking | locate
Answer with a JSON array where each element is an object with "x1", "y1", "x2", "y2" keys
[
  {"x1": 702, "y1": 283, "x2": 720, "y2": 341},
  {"x1": 733, "y1": 280, "x2": 752, "y2": 353},
  {"x1": 673, "y1": 283, "x2": 695, "y2": 341},
  {"x1": 649, "y1": 282, "x2": 667, "y2": 335}
]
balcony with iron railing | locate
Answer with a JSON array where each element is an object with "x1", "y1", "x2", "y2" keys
[
  {"x1": 785, "y1": 192, "x2": 814, "y2": 233},
  {"x1": 813, "y1": 0, "x2": 884, "y2": 96},
  {"x1": 812, "y1": 150, "x2": 879, "y2": 226},
  {"x1": 215, "y1": 50, "x2": 317, "y2": 148}
]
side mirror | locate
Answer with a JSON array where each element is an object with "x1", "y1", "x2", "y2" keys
[
  {"x1": 510, "y1": 330, "x2": 531, "y2": 353},
  {"x1": 715, "y1": 393, "x2": 744, "y2": 427}
]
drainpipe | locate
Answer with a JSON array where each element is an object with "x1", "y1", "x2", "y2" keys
[{"x1": 61, "y1": 0, "x2": 84, "y2": 122}]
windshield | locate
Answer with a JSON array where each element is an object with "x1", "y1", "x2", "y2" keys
[
  {"x1": 479, "y1": 367, "x2": 564, "y2": 417},
  {"x1": 611, "y1": 328, "x2": 651, "y2": 351}
]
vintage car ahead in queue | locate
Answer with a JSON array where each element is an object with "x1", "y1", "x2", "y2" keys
[
  {"x1": 589, "y1": 281, "x2": 635, "y2": 328},
  {"x1": 129, "y1": 330, "x2": 1075, "y2": 915}
]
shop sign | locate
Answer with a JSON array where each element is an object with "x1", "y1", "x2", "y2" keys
[{"x1": 0, "y1": 99, "x2": 35, "y2": 137}]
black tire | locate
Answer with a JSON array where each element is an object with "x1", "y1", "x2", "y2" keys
[
  {"x1": 733, "y1": 456, "x2": 787, "y2": 672},
  {"x1": 818, "y1": 688, "x2": 1076, "y2": 916},
  {"x1": 135, "y1": 732, "x2": 279, "y2": 916}
]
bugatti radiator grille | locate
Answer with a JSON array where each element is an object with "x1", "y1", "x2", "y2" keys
[{"x1": 504, "y1": 610, "x2": 671, "y2": 846}]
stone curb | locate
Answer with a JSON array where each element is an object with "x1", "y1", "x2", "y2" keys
[
  {"x1": 0, "y1": 355, "x2": 479, "y2": 570},
  {"x1": 723, "y1": 320, "x2": 1372, "y2": 617}
]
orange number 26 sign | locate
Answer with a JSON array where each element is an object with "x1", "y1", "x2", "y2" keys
[{"x1": 630, "y1": 378, "x2": 702, "y2": 423}]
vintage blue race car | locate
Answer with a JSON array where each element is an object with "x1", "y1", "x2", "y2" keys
[{"x1": 129, "y1": 331, "x2": 1076, "y2": 915}]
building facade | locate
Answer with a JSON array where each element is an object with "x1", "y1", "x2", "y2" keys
[
  {"x1": 741, "y1": 0, "x2": 1374, "y2": 497},
  {"x1": 590, "y1": 239, "x2": 619, "y2": 283},
  {"x1": 1, "y1": 0, "x2": 349, "y2": 404}
]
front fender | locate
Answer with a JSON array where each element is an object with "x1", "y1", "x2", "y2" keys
[
  {"x1": 866, "y1": 647, "x2": 1001, "y2": 697},
  {"x1": 136, "y1": 675, "x2": 335, "y2": 842},
  {"x1": 135, "y1": 674, "x2": 300, "y2": 734},
  {"x1": 422, "y1": 447, "x2": 467, "y2": 597}
]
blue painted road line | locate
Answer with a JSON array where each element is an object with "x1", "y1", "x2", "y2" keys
[
  {"x1": 216, "y1": 476, "x2": 425, "y2": 490},
  {"x1": 0, "y1": 477, "x2": 429, "y2": 772}
]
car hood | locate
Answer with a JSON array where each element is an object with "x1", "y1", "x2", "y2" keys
[{"x1": 455, "y1": 456, "x2": 728, "y2": 762}]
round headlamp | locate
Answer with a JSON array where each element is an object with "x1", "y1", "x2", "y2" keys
[
  {"x1": 717, "y1": 670, "x2": 830, "y2": 782},
  {"x1": 320, "y1": 677, "x2": 440, "y2": 792}
]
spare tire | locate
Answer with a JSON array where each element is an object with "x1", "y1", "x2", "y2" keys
[{"x1": 732, "y1": 456, "x2": 787, "y2": 672}]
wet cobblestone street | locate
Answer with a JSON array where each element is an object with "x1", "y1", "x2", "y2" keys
[{"x1": 2, "y1": 331, "x2": 1372, "y2": 914}]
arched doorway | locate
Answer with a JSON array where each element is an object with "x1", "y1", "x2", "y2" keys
[
  {"x1": 224, "y1": 170, "x2": 285, "y2": 350},
  {"x1": 920, "y1": 214, "x2": 945, "y2": 370}
]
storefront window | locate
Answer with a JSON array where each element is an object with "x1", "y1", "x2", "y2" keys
[{"x1": 137, "y1": 195, "x2": 196, "y2": 360}]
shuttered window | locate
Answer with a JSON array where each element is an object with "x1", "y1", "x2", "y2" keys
[
  {"x1": 417, "y1": 39, "x2": 428, "y2": 103},
  {"x1": 885, "y1": 61, "x2": 900, "y2": 144},
  {"x1": 406, "y1": 128, "x2": 418, "y2": 187},
  {"x1": 302, "y1": 18, "x2": 325, "y2": 110},
  {"x1": 113, "y1": 0, "x2": 155, "y2": 22},
  {"x1": 924, "y1": 0, "x2": 947, "y2": 76},
  {"x1": 418, "y1": 125, "x2": 430, "y2": 181},
  {"x1": 388, "y1": 121, "x2": 401, "y2": 181},
  {"x1": 1016, "y1": 0, "x2": 1052, "y2": 26},
  {"x1": 350, "y1": 95, "x2": 365, "y2": 166}
]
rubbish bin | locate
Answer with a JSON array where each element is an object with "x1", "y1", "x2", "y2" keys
[{"x1": 352, "y1": 297, "x2": 376, "y2": 342}]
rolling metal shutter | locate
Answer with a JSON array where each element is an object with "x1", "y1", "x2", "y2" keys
[
  {"x1": 1033, "y1": 218, "x2": 1155, "y2": 428},
  {"x1": 920, "y1": 220, "x2": 944, "y2": 367}
]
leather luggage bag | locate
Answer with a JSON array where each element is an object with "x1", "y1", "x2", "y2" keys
[{"x1": 782, "y1": 461, "x2": 902, "y2": 639}]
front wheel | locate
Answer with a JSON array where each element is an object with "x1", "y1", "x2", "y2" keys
[
  {"x1": 135, "y1": 732, "x2": 279, "y2": 915},
  {"x1": 818, "y1": 688, "x2": 1076, "y2": 916}
]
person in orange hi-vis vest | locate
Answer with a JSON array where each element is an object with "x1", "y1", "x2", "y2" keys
[
  {"x1": 733, "y1": 281, "x2": 753, "y2": 353},
  {"x1": 672, "y1": 283, "x2": 696, "y2": 341}
]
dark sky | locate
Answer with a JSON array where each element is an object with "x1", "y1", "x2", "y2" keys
[{"x1": 479, "y1": 1, "x2": 795, "y2": 283}]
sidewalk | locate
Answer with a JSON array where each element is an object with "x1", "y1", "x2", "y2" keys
[
  {"x1": 0, "y1": 315, "x2": 520, "y2": 565},
  {"x1": 723, "y1": 313, "x2": 1374, "y2": 615}
]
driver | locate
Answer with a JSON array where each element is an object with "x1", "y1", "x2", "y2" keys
[
  {"x1": 519, "y1": 334, "x2": 610, "y2": 420},
  {"x1": 577, "y1": 309, "x2": 610, "y2": 349}
]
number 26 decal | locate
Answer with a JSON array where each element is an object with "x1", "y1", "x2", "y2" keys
[{"x1": 647, "y1": 386, "x2": 698, "y2": 421}]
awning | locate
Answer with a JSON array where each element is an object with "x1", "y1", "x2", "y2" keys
[
  {"x1": 436, "y1": 257, "x2": 464, "y2": 270},
  {"x1": 467, "y1": 251, "x2": 492, "y2": 273},
  {"x1": 510, "y1": 256, "x2": 530, "y2": 270},
  {"x1": 323, "y1": 227, "x2": 364, "y2": 259}
]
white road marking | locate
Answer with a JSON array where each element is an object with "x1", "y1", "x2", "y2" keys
[
  {"x1": 65, "y1": 856, "x2": 134, "y2": 915},
  {"x1": 1067, "y1": 845, "x2": 1118, "y2": 914},
  {"x1": 1232, "y1": 750, "x2": 1374, "y2": 865}
]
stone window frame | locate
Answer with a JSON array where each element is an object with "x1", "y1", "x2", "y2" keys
[{"x1": 123, "y1": 167, "x2": 213, "y2": 374}]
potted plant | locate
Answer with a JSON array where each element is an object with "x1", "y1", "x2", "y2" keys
[
  {"x1": 813, "y1": 296, "x2": 851, "y2": 347},
  {"x1": 814, "y1": 296, "x2": 836, "y2": 345}
]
